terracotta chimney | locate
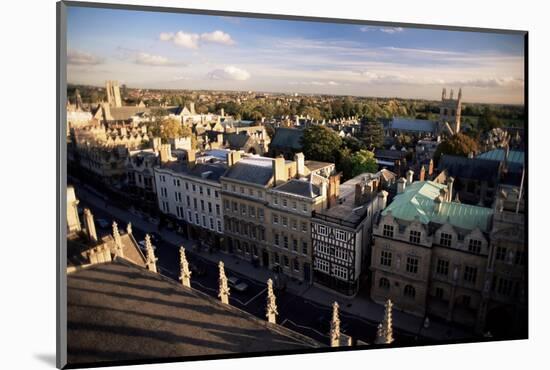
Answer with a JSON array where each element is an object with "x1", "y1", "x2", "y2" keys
[{"x1": 419, "y1": 166, "x2": 426, "y2": 182}]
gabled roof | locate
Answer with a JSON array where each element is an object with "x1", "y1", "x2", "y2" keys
[
  {"x1": 389, "y1": 117, "x2": 438, "y2": 133},
  {"x1": 439, "y1": 155, "x2": 500, "y2": 182},
  {"x1": 223, "y1": 158, "x2": 274, "y2": 186},
  {"x1": 382, "y1": 181, "x2": 493, "y2": 231},
  {"x1": 270, "y1": 128, "x2": 304, "y2": 150}
]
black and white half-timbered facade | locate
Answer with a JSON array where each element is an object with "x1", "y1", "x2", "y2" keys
[{"x1": 311, "y1": 171, "x2": 392, "y2": 296}]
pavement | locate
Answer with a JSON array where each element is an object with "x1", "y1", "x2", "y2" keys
[{"x1": 71, "y1": 179, "x2": 475, "y2": 343}]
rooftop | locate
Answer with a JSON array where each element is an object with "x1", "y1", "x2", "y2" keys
[
  {"x1": 274, "y1": 179, "x2": 321, "y2": 199},
  {"x1": 67, "y1": 260, "x2": 318, "y2": 366},
  {"x1": 382, "y1": 181, "x2": 493, "y2": 231},
  {"x1": 388, "y1": 117, "x2": 437, "y2": 133},
  {"x1": 160, "y1": 162, "x2": 228, "y2": 182},
  {"x1": 476, "y1": 148, "x2": 524, "y2": 166},
  {"x1": 439, "y1": 155, "x2": 501, "y2": 182},
  {"x1": 270, "y1": 128, "x2": 304, "y2": 150}
]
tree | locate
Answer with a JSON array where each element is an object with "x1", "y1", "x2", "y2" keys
[
  {"x1": 359, "y1": 118, "x2": 384, "y2": 149},
  {"x1": 434, "y1": 133, "x2": 479, "y2": 163},
  {"x1": 350, "y1": 150, "x2": 378, "y2": 177},
  {"x1": 342, "y1": 136, "x2": 365, "y2": 152},
  {"x1": 149, "y1": 117, "x2": 190, "y2": 143},
  {"x1": 302, "y1": 125, "x2": 342, "y2": 163}
]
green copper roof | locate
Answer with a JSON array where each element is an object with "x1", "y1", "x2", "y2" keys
[
  {"x1": 476, "y1": 149, "x2": 524, "y2": 165},
  {"x1": 382, "y1": 181, "x2": 493, "y2": 231}
]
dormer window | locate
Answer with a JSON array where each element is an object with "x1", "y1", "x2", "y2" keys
[
  {"x1": 440, "y1": 232, "x2": 452, "y2": 247},
  {"x1": 383, "y1": 224, "x2": 394, "y2": 238},
  {"x1": 468, "y1": 239, "x2": 482, "y2": 254},
  {"x1": 409, "y1": 230, "x2": 421, "y2": 244}
]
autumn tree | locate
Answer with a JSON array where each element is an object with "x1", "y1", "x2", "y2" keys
[
  {"x1": 350, "y1": 150, "x2": 378, "y2": 177},
  {"x1": 434, "y1": 133, "x2": 479, "y2": 163},
  {"x1": 359, "y1": 118, "x2": 384, "y2": 150}
]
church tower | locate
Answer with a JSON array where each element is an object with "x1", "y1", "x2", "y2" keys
[
  {"x1": 439, "y1": 87, "x2": 462, "y2": 135},
  {"x1": 105, "y1": 80, "x2": 122, "y2": 108}
]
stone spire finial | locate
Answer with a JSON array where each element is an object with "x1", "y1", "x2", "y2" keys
[
  {"x1": 126, "y1": 222, "x2": 132, "y2": 235},
  {"x1": 218, "y1": 261, "x2": 230, "y2": 304},
  {"x1": 83, "y1": 208, "x2": 98, "y2": 242},
  {"x1": 375, "y1": 299, "x2": 394, "y2": 344},
  {"x1": 112, "y1": 221, "x2": 124, "y2": 257},
  {"x1": 179, "y1": 246, "x2": 191, "y2": 288},
  {"x1": 266, "y1": 279, "x2": 278, "y2": 324},
  {"x1": 144, "y1": 234, "x2": 157, "y2": 273},
  {"x1": 330, "y1": 301, "x2": 341, "y2": 347}
]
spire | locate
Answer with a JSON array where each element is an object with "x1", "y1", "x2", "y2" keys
[
  {"x1": 179, "y1": 246, "x2": 191, "y2": 288},
  {"x1": 144, "y1": 234, "x2": 157, "y2": 273},
  {"x1": 112, "y1": 221, "x2": 124, "y2": 257},
  {"x1": 458, "y1": 87, "x2": 462, "y2": 101},
  {"x1": 83, "y1": 208, "x2": 98, "y2": 242},
  {"x1": 218, "y1": 261, "x2": 230, "y2": 304},
  {"x1": 266, "y1": 279, "x2": 278, "y2": 324},
  {"x1": 330, "y1": 301, "x2": 341, "y2": 347},
  {"x1": 375, "y1": 299, "x2": 394, "y2": 344},
  {"x1": 442, "y1": 88, "x2": 446, "y2": 100}
]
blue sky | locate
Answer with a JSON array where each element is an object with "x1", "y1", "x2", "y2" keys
[{"x1": 67, "y1": 6, "x2": 525, "y2": 104}]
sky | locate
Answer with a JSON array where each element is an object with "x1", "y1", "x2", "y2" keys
[{"x1": 66, "y1": 6, "x2": 525, "y2": 104}]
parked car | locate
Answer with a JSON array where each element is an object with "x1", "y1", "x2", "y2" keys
[{"x1": 227, "y1": 276, "x2": 249, "y2": 292}]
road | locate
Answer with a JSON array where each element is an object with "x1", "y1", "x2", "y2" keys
[{"x1": 72, "y1": 179, "x2": 420, "y2": 346}]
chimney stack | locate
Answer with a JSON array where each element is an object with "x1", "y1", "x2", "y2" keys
[
  {"x1": 159, "y1": 143, "x2": 172, "y2": 164},
  {"x1": 227, "y1": 150, "x2": 242, "y2": 167},
  {"x1": 189, "y1": 102, "x2": 196, "y2": 115},
  {"x1": 83, "y1": 208, "x2": 98, "y2": 242},
  {"x1": 447, "y1": 177, "x2": 454, "y2": 202},
  {"x1": 327, "y1": 172, "x2": 341, "y2": 208},
  {"x1": 294, "y1": 152, "x2": 305, "y2": 178},
  {"x1": 152, "y1": 137, "x2": 162, "y2": 152},
  {"x1": 419, "y1": 165, "x2": 426, "y2": 182},
  {"x1": 397, "y1": 177, "x2": 406, "y2": 194},
  {"x1": 273, "y1": 156, "x2": 287, "y2": 186},
  {"x1": 406, "y1": 170, "x2": 414, "y2": 185},
  {"x1": 377, "y1": 190, "x2": 389, "y2": 210},
  {"x1": 186, "y1": 149, "x2": 196, "y2": 167}
]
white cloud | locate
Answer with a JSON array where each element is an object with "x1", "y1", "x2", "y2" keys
[
  {"x1": 135, "y1": 52, "x2": 172, "y2": 66},
  {"x1": 289, "y1": 80, "x2": 341, "y2": 86},
  {"x1": 200, "y1": 30, "x2": 235, "y2": 45},
  {"x1": 160, "y1": 30, "x2": 235, "y2": 49},
  {"x1": 207, "y1": 66, "x2": 250, "y2": 81},
  {"x1": 380, "y1": 27, "x2": 404, "y2": 34},
  {"x1": 67, "y1": 49, "x2": 103, "y2": 65},
  {"x1": 449, "y1": 77, "x2": 524, "y2": 88}
]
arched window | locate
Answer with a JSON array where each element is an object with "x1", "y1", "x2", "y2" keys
[
  {"x1": 379, "y1": 277, "x2": 390, "y2": 290},
  {"x1": 404, "y1": 284, "x2": 416, "y2": 298}
]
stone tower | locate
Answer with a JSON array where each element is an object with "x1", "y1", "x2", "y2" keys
[
  {"x1": 439, "y1": 87, "x2": 462, "y2": 135},
  {"x1": 105, "y1": 80, "x2": 122, "y2": 108},
  {"x1": 67, "y1": 186, "x2": 81, "y2": 234}
]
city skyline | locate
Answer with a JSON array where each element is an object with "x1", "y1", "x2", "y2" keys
[{"x1": 67, "y1": 7, "x2": 525, "y2": 104}]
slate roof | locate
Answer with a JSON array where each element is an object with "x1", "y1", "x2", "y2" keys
[
  {"x1": 382, "y1": 181, "x2": 493, "y2": 231},
  {"x1": 270, "y1": 128, "x2": 304, "y2": 150},
  {"x1": 66, "y1": 260, "x2": 319, "y2": 366},
  {"x1": 476, "y1": 149, "x2": 525, "y2": 166},
  {"x1": 161, "y1": 162, "x2": 228, "y2": 182},
  {"x1": 388, "y1": 117, "x2": 438, "y2": 133},
  {"x1": 225, "y1": 133, "x2": 251, "y2": 149},
  {"x1": 223, "y1": 158, "x2": 274, "y2": 186},
  {"x1": 439, "y1": 155, "x2": 500, "y2": 181},
  {"x1": 274, "y1": 180, "x2": 321, "y2": 198}
]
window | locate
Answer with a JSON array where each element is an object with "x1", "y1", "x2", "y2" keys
[
  {"x1": 240, "y1": 186, "x2": 244, "y2": 194},
  {"x1": 436, "y1": 259, "x2": 449, "y2": 276},
  {"x1": 200, "y1": 200, "x2": 205, "y2": 211},
  {"x1": 186, "y1": 195, "x2": 190, "y2": 206},
  {"x1": 380, "y1": 250, "x2": 392, "y2": 267},
  {"x1": 216, "y1": 204, "x2": 220, "y2": 215},
  {"x1": 283, "y1": 199, "x2": 288, "y2": 207},
  {"x1": 301, "y1": 222, "x2": 307, "y2": 233},
  {"x1": 514, "y1": 251, "x2": 525, "y2": 265},
  {"x1": 497, "y1": 278, "x2": 514, "y2": 296},
  {"x1": 209, "y1": 217, "x2": 214, "y2": 230},
  {"x1": 257, "y1": 190, "x2": 262, "y2": 198},
  {"x1": 232, "y1": 202, "x2": 238, "y2": 212},
  {"x1": 249, "y1": 206, "x2": 255, "y2": 217},
  {"x1": 187, "y1": 210, "x2": 192, "y2": 222},
  {"x1": 208, "y1": 202, "x2": 212, "y2": 213},
  {"x1": 409, "y1": 230, "x2": 421, "y2": 244},
  {"x1": 283, "y1": 256, "x2": 289, "y2": 267},
  {"x1": 435, "y1": 287, "x2": 444, "y2": 299},
  {"x1": 258, "y1": 208, "x2": 264, "y2": 220},
  {"x1": 468, "y1": 239, "x2": 482, "y2": 254},
  {"x1": 440, "y1": 233, "x2": 452, "y2": 247},
  {"x1": 333, "y1": 265, "x2": 347, "y2": 280},
  {"x1": 463, "y1": 266, "x2": 478, "y2": 284},
  {"x1": 231, "y1": 185, "x2": 236, "y2": 192},
  {"x1": 273, "y1": 196, "x2": 278, "y2": 205},
  {"x1": 206, "y1": 188, "x2": 211, "y2": 197},
  {"x1": 291, "y1": 219, "x2": 297, "y2": 230},
  {"x1": 193, "y1": 198, "x2": 197, "y2": 210},
  {"x1": 224, "y1": 200, "x2": 230, "y2": 211},
  {"x1": 217, "y1": 220, "x2": 222, "y2": 232},
  {"x1": 315, "y1": 259, "x2": 329, "y2": 273},
  {"x1": 195, "y1": 213, "x2": 200, "y2": 225},
  {"x1": 274, "y1": 253, "x2": 280, "y2": 265},
  {"x1": 283, "y1": 236, "x2": 289, "y2": 249},
  {"x1": 240, "y1": 204, "x2": 246, "y2": 216},
  {"x1": 379, "y1": 277, "x2": 390, "y2": 290},
  {"x1": 192, "y1": 184, "x2": 196, "y2": 192},
  {"x1": 253, "y1": 245, "x2": 258, "y2": 257},
  {"x1": 302, "y1": 241, "x2": 308, "y2": 255},
  {"x1": 274, "y1": 233, "x2": 279, "y2": 246},
  {"x1": 383, "y1": 224, "x2": 394, "y2": 238},
  {"x1": 292, "y1": 239, "x2": 298, "y2": 252},
  {"x1": 404, "y1": 285, "x2": 416, "y2": 298},
  {"x1": 406, "y1": 256, "x2": 419, "y2": 274},
  {"x1": 202, "y1": 216, "x2": 206, "y2": 227},
  {"x1": 292, "y1": 201, "x2": 297, "y2": 209},
  {"x1": 302, "y1": 203, "x2": 307, "y2": 212},
  {"x1": 293, "y1": 259, "x2": 300, "y2": 271},
  {"x1": 273, "y1": 214, "x2": 279, "y2": 224},
  {"x1": 496, "y1": 247, "x2": 507, "y2": 261},
  {"x1": 185, "y1": 182, "x2": 189, "y2": 190},
  {"x1": 282, "y1": 216, "x2": 288, "y2": 227},
  {"x1": 318, "y1": 225, "x2": 328, "y2": 236},
  {"x1": 335, "y1": 230, "x2": 346, "y2": 241},
  {"x1": 215, "y1": 190, "x2": 219, "y2": 198},
  {"x1": 244, "y1": 243, "x2": 250, "y2": 254}
]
